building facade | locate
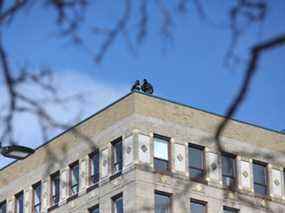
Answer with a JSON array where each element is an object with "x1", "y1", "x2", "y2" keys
[{"x1": 0, "y1": 92, "x2": 285, "y2": 213}]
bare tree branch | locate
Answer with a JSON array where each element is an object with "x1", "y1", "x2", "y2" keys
[
  {"x1": 94, "y1": 0, "x2": 131, "y2": 63},
  {"x1": 0, "y1": 0, "x2": 28, "y2": 24},
  {"x1": 216, "y1": 33, "x2": 285, "y2": 143},
  {"x1": 0, "y1": 1, "x2": 284, "y2": 212},
  {"x1": 136, "y1": 0, "x2": 148, "y2": 43},
  {"x1": 225, "y1": 0, "x2": 267, "y2": 67}
]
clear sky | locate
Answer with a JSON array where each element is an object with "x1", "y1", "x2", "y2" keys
[{"x1": 0, "y1": 1, "x2": 284, "y2": 168}]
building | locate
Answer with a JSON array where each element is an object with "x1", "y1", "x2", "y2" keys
[{"x1": 0, "y1": 91, "x2": 285, "y2": 213}]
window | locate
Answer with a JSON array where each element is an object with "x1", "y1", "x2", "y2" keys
[
  {"x1": 89, "y1": 205, "x2": 99, "y2": 213},
  {"x1": 222, "y1": 153, "x2": 237, "y2": 189},
  {"x1": 253, "y1": 161, "x2": 268, "y2": 196},
  {"x1": 50, "y1": 171, "x2": 60, "y2": 206},
  {"x1": 154, "y1": 135, "x2": 170, "y2": 172},
  {"x1": 155, "y1": 191, "x2": 171, "y2": 213},
  {"x1": 90, "y1": 150, "x2": 100, "y2": 184},
  {"x1": 69, "y1": 161, "x2": 80, "y2": 196},
  {"x1": 15, "y1": 191, "x2": 24, "y2": 213},
  {"x1": 112, "y1": 193, "x2": 123, "y2": 213},
  {"x1": 32, "y1": 182, "x2": 41, "y2": 213},
  {"x1": 223, "y1": 206, "x2": 239, "y2": 213},
  {"x1": 0, "y1": 201, "x2": 6, "y2": 213},
  {"x1": 112, "y1": 138, "x2": 123, "y2": 174},
  {"x1": 190, "y1": 199, "x2": 206, "y2": 213},
  {"x1": 188, "y1": 144, "x2": 205, "y2": 180}
]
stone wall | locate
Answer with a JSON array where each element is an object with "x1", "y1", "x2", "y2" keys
[{"x1": 0, "y1": 92, "x2": 284, "y2": 213}]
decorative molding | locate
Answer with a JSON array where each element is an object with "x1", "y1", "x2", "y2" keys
[
  {"x1": 159, "y1": 175, "x2": 168, "y2": 184},
  {"x1": 174, "y1": 143, "x2": 186, "y2": 172},
  {"x1": 210, "y1": 162, "x2": 217, "y2": 170},
  {"x1": 177, "y1": 154, "x2": 183, "y2": 162},
  {"x1": 207, "y1": 152, "x2": 219, "y2": 181},
  {"x1": 274, "y1": 179, "x2": 280, "y2": 186},
  {"x1": 141, "y1": 144, "x2": 148, "y2": 153},
  {"x1": 240, "y1": 160, "x2": 251, "y2": 190},
  {"x1": 271, "y1": 169, "x2": 282, "y2": 197},
  {"x1": 123, "y1": 135, "x2": 134, "y2": 168},
  {"x1": 193, "y1": 184, "x2": 203, "y2": 192},
  {"x1": 242, "y1": 171, "x2": 249, "y2": 178},
  {"x1": 126, "y1": 146, "x2": 132, "y2": 154},
  {"x1": 138, "y1": 134, "x2": 151, "y2": 164}
]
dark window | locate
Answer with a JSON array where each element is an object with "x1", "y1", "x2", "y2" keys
[
  {"x1": 15, "y1": 191, "x2": 24, "y2": 213},
  {"x1": 190, "y1": 199, "x2": 206, "y2": 213},
  {"x1": 50, "y1": 171, "x2": 60, "y2": 206},
  {"x1": 112, "y1": 193, "x2": 123, "y2": 213},
  {"x1": 112, "y1": 138, "x2": 123, "y2": 174},
  {"x1": 188, "y1": 144, "x2": 205, "y2": 180},
  {"x1": 223, "y1": 206, "x2": 239, "y2": 213},
  {"x1": 90, "y1": 151, "x2": 100, "y2": 184},
  {"x1": 154, "y1": 135, "x2": 170, "y2": 172},
  {"x1": 253, "y1": 161, "x2": 268, "y2": 196},
  {"x1": 33, "y1": 182, "x2": 41, "y2": 213},
  {"x1": 155, "y1": 191, "x2": 171, "y2": 213},
  {"x1": 222, "y1": 153, "x2": 237, "y2": 189},
  {"x1": 89, "y1": 205, "x2": 99, "y2": 213},
  {"x1": 70, "y1": 162, "x2": 80, "y2": 195},
  {"x1": 0, "y1": 201, "x2": 6, "y2": 213}
]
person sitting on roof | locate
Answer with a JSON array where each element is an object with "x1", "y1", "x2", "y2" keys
[
  {"x1": 131, "y1": 80, "x2": 141, "y2": 92},
  {"x1": 141, "y1": 79, "x2": 154, "y2": 94}
]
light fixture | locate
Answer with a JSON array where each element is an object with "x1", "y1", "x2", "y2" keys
[{"x1": 1, "y1": 145, "x2": 34, "y2": 160}]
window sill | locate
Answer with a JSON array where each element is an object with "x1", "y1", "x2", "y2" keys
[
  {"x1": 153, "y1": 170, "x2": 173, "y2": 177},
  {"x1": 87, "y1": 183, "x2": 99, "y2": 193},
  {"x1": 110, "y1": 171, "x2": 122, "y2": 181},
  {"x1": 66, "y1": 193, "x2": 78, "y2": 203},
  {"x1": 221, "y1": 185, "x2": 238, "y2": 192},
  {"x1": 253, "y1": 193, "x2": 271, "y2": 201},
  {"x1": 47, "y1": 203, "x2": 59, "y2": 212},
  {"x1": 190, "y1": 177, "x2": 208, "y2": 185}
]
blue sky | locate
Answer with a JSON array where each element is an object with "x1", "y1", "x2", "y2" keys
[{"x1": 0, "y1": 1, "x2": 284, "y2": 167}]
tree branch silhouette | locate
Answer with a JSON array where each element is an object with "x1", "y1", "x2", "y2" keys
[
  {"x1": 216, "y1": 33, "x2": 285, "y2": 144},
  {"x1": 0, "y1": 1, "x2": 284, "y2": 212}
]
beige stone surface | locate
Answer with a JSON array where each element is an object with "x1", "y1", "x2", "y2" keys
[{"x1": 1, "y1": 92, "x2": 285, "y2": 212}]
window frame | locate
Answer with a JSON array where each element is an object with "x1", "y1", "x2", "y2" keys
[
  {"x1": 32, "y1": 182, "x2": 41, "y2": 213},
  {"x1": 50, "y1": 171, "x2": 60, "y2": 207},
  {"x1": 188, "y1": 143, "x2": 205, "y2": 182},
  {"x1": 111, "y1": 137, "x2": 123, "y2": 176},
  {"x1": 153, "y1": 134, "x2": 171, "y2": 173},
  {"x1": 190, "y1": 198, "x2": 207, "y2": 213},
  {"x1": 15, "y1": 191, "x2": 24, "y2": 213},
  {"x1": 89, "y1": 204, "x2": 100, "y2": 213},
  {"x1": 112, "y1": 193, "x2": 124, "y2": 213},
  {"x1": 221, "y1": 152, "x2": 237, "y2": 190},
  {"x1": 154, "y1": 190, "x2": 172, "y2": 213},
  {"x1": 0, "y1": 200, "x2": 6, "y2": 213},
  {"x1": 89, "y1": 150, "x2": 100, "y2": 185},
  {"x1": 223, "y1": 206, "x2": 239, "y2": 213},
  {"x1": 69, "y1": 161, "x2": 80, "y2": 197},
  {"x1": 252, "y1": 160, "x2": 268, "y2": 197}
]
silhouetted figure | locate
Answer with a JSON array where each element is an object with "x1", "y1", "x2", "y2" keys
[
  {"x1": 141, "y1": 79, "x2": 154, "y2": 94},
  {"x1": 131, "y1": 80, "x2": 141, "y2": 92}
]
